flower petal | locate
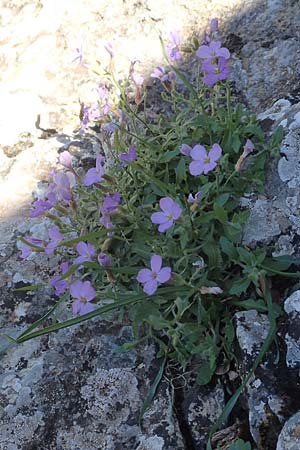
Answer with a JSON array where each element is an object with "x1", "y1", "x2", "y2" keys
[
  {"x1": 171, "y1": 203, "x2": 182, "y2": 220},
  {"x1": 151, "y1": 212, "x2": 168, "y2": 225},
  {"x1": 190, "y1": 145, "x2": 207, "y2": 161},
  {"x1": 158, "y1": 219, "x2": 174, "y2": 233},
  {"x1": 151, "y1": 255, "x2": 162, "y2": 272},
  {"x1": 196, "y1": 45, "x2": 211, "y2": 59},
  {"x1": 84, "y1": 168, "x2": 101, "y2": 186},
  {"x1": 81, "y1": 302, "x2": 97, "y2": 315},
  {"x1": 82, "y1": 281, "x2": 96, "y2": 301},
  {"x1": 156, "y1": 267, "x2": 171, "y2": 283},
  {"x1": 137, "y1": 268, "x2": 152, "y2": 283},
  {"x1": 203, "y1": 162, "x2": 217, "y2": 174},
  {"x1": 159, "y1": 197, "x2": 174, "y2": 214},
  {"x1": 72, "y1": 300, "x2": 82, "y2": 315},
  {"x1": 73, "y1": 255, "x2": 86, "y2": 265},
  {"x1": 180, "y1": 144, "x2": 192, "y2": 156},
  {"x1": 209, "y1": 143, "x2": 222, "y2": 162},
  {"x1": 143, "y1": 279, "x2": 158, "y2": 296},
  {"x1": 70, "y1": 280, "x2": 82, "y2": 299},
  {"x1": 189, "y1": 161, "x2": 204, "y2": 176},
  {"x1": 218, "y1": 47, "x2": 230, "y2": 60}
]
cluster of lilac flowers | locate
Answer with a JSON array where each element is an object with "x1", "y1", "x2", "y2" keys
[
  {"x1": 81, "y1": 84, "x2": 111, "y2": 131},
  {"x1": 119, "y1": 145, "x2": 137, "y2": 165},
  {"x1": 99, "y1": 192, "x2": 121, "y2": 229},
  {"x1": 166, "y1": 31, "x2": 182, "y2": 61},
  {"x1": 196, "y1": 41, "x2": 230, "y2": 87},
  {"x1": 84, "y1": 154, "x2": 105, "y2": 186},
  {"x1": 22, "y1": 21, "x2": 236, "y2": 319}
]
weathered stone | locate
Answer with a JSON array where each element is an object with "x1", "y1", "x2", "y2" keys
[
  {"x1": 0, "y1": 322, "x2": 185, "y2": 449},
  {"x1": 182, "y1": 382, "x2": 225, "y2": 448},
  {"x1": 276, "y1": 412, "x2": 300, "y2": 450},
  {"x1": 235, "y1": 310, "x2": 270, "y2": 368},
  {"x1": 284, "y1": 290, "x2": 300, "y2": 368}
]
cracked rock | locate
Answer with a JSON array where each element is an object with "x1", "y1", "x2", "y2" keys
[{"x1": 284, "y1": 290, "x2": 300, "y2": 368}]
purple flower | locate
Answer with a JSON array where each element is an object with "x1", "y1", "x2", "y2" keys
[
  {"x1": 59, "y1": 151, "x2": 73, "y2": 170},
  {"x1": 95, "y1": 84, "x2": 110, "y2": 115},
  {"x1": 101, "y1": 193, "x2": 121, "y2": 214},
  {"x1": 98, "y1": 252, "x2": 111, "y2": 267},
  {"x1": 180, "y1": 144, "x2": 192, "y2": 157},
  {"x1": 235, "y1": 139, "x2": 255, "y2": 172},
  {"x1": 189, "y1": 144, "x2": 222, "y2": 176},
  {"x1": 166, "y1": 30, "x2": 182, "y2": 61},
  {"x1": 70, "y1": 280, "x2": 96, "y2": 315},
  {"x1": 137, "y1": 254, "x2": 171, "y2": 295},
  {"x1": 100, "y1": 213, "x2": 114, "y2": 230},
  {"x1": 74, "y1": 242, "x2": 96, "y2": 265},
  {"x1": 210, "y1": 18, "x2": 219, "y2": 33},
  {"x1": 71, "y1": 36, "x2": 87, "y2": 67},
  {"x1": 132, "y1": 72, "x2": 144, "y2": 88},
  {"x1": 99, "y1": 193, "x2": 121, "y2": 230},
  {"x1": 187, "y1": 191, "x2": 203, "y2": 204},
  {"x1": 200, "y1": 286, "x2": 223, "y2": 295},
  {"x1": 45, "y1": 226, "x2": 63, "y2": 256},
  {"x1": 243, "y1": 139, "x2": 255, "y2": 156},
  {"x1": 151, "y1": 66, "x2": 168, "y2": 81},
  {"x1": 52, "y1": 172, "x2": 75, "y2": 202},
  {"x1": 20, "y1": 244, "x2": 32, "y2": 260},
  {"x1": 81, "y1": 105, "x2": 90, "y2": 130},
  {"x1": 119, "y1": 145, "x2": 137, "y2": 165},
  {"x1": 88, "y1": 103, "x2": 101, "y2": 121},
  {"x1": 50, "y1": 262, "x2": 70, "y2": 296},
  {"x1": 202, "y1": 57, "x2": 230, "y2": 87},
  {"x1": 151, "y1": 197, "x2": 182, "y2": 233},
  {"x1": 83, "y1": 154, "x2": 105, "y2": 186},
  {"x1": 102, "y1": 122, "x2": 117, "y2": 133},
  {"x1": 19, "y1": 236, "x2": 44, "y2": 260},
  {"x1": 196, "y1": 41, "x2": 230, "y2": 61},
  {"x1": 104, "y1": 42, "x2": 114, "y2": 58},
  {"x1": 30, "y1": 196, "x2": 57, "y2": 218},
  {"x1": 168, "y1": 71, "x2": 176, "y2": 81}
]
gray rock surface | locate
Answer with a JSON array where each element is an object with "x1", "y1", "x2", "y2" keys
[
  {"x1": 0, "y1": 323, "x2": 185, "y2": 449},
  {"x1": 182, "y1": 382, "x2": 225, "y2": 448},
  {"x1": 276, "y1": 412, "x2": 300, "y2": 450},
  {"x1": 284, "y1": 290, "x2": 300, "y2": 368},
  {"x1": 242, "y1": 100, "x2": 300, "y2": 254},
  {"x1": 235, "y1": 310, "x2": 270, "y2": 368}
]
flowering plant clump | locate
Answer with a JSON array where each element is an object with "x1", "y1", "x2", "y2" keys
[{"x1": 15, "y1": 21, "x2": 288, "y2": 397}]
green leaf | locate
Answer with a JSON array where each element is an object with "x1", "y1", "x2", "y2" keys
[
  {"x1": 14, "y1": 284, "x2": 44, "y2": 292},
  {"x1": 228, "y1": 439, "x2": 252, "y2": 450},
  {"x1": 262, "y1": 255, "x2": 300, "y2": 272},
  {"x1": 215, "y1": 193, "x2": 230, "y2": 207},
  {"x1": 196, "y1": 358, "x2": 216, "y2": 385},
  {"x1": 232, "y1": 132, "x2": 241, "y2": 153},
  {"x1": 147, "y1": 314, "x2": 170, "y2": 330},
  {"x1": 202, "y1": 241, "x2": 222, "y2": 268},
  {"x1": 179, "y1": 226, "x2": 190, "y2": 250},
  {"x1": 213, "y1": 204, "x2": 228, "y2": 223},
  {"x1": 229, "y1": 277, "x2": 251, "y2": 295},
  {"x1": 175, "y1": 158, "x2": 186, "y2": 183},
  {"x1": 236, "y1": 247, "x2": 254, "y2": 266},
  {"x1": 219, "y1": 236, "x2": 238, "y2": 260},
  {"x1": 223, "y1": 318, "x2": 235, "y2": 344},
  {"x1": 232, "y1": 298, "x2": 268, "y2": 313},
  {"x1": 159, "y1": 149, "x2": 180, "y2": 162}
]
